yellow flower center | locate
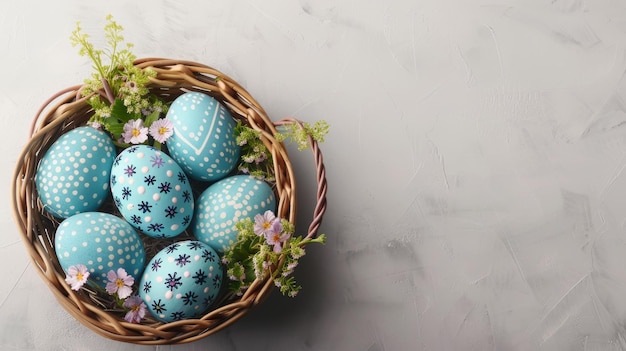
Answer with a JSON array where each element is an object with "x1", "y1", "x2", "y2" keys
[
  {"x1": 132, "y1": 129, "x2": 140, "y2": 137},
  {"x1": 158, "y1": 127, "x2": 168, "y2": 135},
  {"x1": 263, "y1": 221, "x2": 271, "y2": 230},
  {"x1": 76, "y1": 272, "x2": 84, "y2": 281},
  {"x1": 116, "y1": 278, "x2": 125, "y2": 288}
]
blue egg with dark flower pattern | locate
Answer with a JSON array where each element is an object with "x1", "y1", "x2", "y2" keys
[
  {"x1": 138, "y1": 240, "x2": 223, "y2": 323},
  {"x1": 110, "y1": 145, "x2": 194, "y2": 238}
]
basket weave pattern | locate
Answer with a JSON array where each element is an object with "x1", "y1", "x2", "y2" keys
[{"x1": 11, "y1": 58, "x2": 327, "y2": 344}]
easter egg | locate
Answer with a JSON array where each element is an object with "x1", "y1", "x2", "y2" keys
[
  {"x1": 110, "y1": 145, "x2": 194, "y2": 238},
  {"x1": 35, "y1": 126, "x2": 116, "y2": 218},
  {"x1": 138, "y1": 240, "x2": 223, "y2": 323},
  {"x1": 165, "y1": 91, "x2": 241, "y2": 182},
  {"x1": 55, "y1": 212, "x2": 146, "y2": 288},
  {"x1": 193, "y1": 175, "x2": 276, "y2": 254}
]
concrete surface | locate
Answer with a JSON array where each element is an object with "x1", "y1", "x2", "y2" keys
[{"x1": 3, "y1": 0, "x2": 626, "y2": 350}]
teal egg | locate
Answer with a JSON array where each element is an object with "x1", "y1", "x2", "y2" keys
[
  {"x1": 35, "y1": 126, "x2": 116, "y2": 218},
  {"x1": 165, "y1": 92, "x2": 241, "y2": 182},
  {"x1": 192, "y1": 175, "x2": 276, "y2": 254},
  {"x1": 55, "y1": 212, "x2": 146, "y2": 289},
  {"x1": 139, "y1": 240, "x2": 222, "y2": 323},
  {"x1": 110, "y1": 145, "x2": 194, "y2": 238}
]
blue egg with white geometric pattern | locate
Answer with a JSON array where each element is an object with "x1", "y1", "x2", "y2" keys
[
  {"x1": 55, "y1": 212, "x2": 146, "y2": 289},
  {"x1": 165, "y1": 91, "x2": 241, "y2": 182},
  {"x1": 110, "y1": 145, "x2": 194, "y2": 238},
  {"x1": 192, "y1": 175, "x2": 276, "y2": 254},
  {"x1": 35, "y1": 126, "x2": 116, "y2": 218},
  {"x1": 138, "y1": 240, "x2": 223, "y2": 323}
]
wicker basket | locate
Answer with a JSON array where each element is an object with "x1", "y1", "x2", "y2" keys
[{"x1": 11, "y1": 58, "x2": 327, "y2": 344}]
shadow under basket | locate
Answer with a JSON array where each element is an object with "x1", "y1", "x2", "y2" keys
[{"x1": 10, "y1": 58, "x2": 328, "y2": 345}]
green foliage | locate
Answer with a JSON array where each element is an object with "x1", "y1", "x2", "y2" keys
[
  {"x1": 70, "y1": 15, "x2": 167, "y2": 143},
  {"x1": 223, "y1": 217, "x2": 326, "y2": 298},
  {"x1": 234, "y1": 119, "x2": 329, "y2": 181},
  {"x1": 234, "y1": 121, "x2": 275, "y2": 181},
  {"x1": 276, "y1": 120, "x2": 330, "y2": 151}
]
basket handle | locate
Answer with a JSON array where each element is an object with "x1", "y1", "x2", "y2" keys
[{"x1": 274, "y1": 118, "x2": 327, "y2": 240}]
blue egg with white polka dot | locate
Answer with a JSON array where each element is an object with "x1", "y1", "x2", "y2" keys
[
  {"x1": 192, "y1": 175, "x2": 276, "y2": 254},
  {"x1": 35, "y1": 126, "x2": 116, "y2": 218},
  {"x1": 165, "y1": 91, "x2": 241, "y2": 182},
  {"x1": 55, "y1": 212, "x2": 146, "y2": 289}
]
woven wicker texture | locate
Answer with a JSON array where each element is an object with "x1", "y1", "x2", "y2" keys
[{"x1": 11, "y1": 58, "x2": 327, "y2": 345}]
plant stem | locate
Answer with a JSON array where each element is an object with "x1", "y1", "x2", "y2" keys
[{"x1": 101, "y1": 78, "x2": 115, "y2": 104}]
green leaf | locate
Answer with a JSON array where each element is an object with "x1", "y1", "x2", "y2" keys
[
  {"x1": 105, "y1": 122, "x2": 124, "y2": 138},
  {"x1": 143, "y1": 109, "x2": 161, "y2": 127},
  {"x1": 110, "y1": 98, "x2": 137, "y2": 123}
]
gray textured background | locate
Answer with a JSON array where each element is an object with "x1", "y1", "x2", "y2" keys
[{"x1": 3, "y1": 0, "x2": 626, "y2": 350}]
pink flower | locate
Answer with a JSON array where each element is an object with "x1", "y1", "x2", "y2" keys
[
  {"x1": 65, "y1": 264, "x2": 90, "y2": 291},
  {"x1": 122, "y1": 295, "x2": 147, "y2": 323},
  {"x1": 124, "y1": 81, "x2": 138, "y2": 93},
  {"x1": 105, "y1": 268, "x2": 134, "y2": 299},
  {"x1": 283, "y1": 261, "x2": 298, "y2": 276},
  {"x1": 254, "y1": 210, "x2": 277, "y2": 236},
  {"x1": 264, "y1": 220, "x2": 289, "y2": 253},
  {"x1": 254, "y1": 210, "x2": 290, "y2": 251},
  {"x1": 254, "y1": 153, "x2": 267, "y2": 164},
  {"x1": 87, "y1": 121, "x2": 102, "y2": 130},
  {"x1": 148, "y1": 118, "x2": 174, "y2": 143},
  {"x1": 122, "y1": 119, "x2": 148, "y2": 144}
]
